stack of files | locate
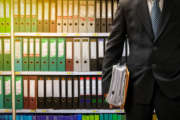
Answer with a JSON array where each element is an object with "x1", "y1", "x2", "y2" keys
[
  {"x1": 14, "y1": 37, "x2": 106, "y2": 72},
  {"x1": 38, "y1": 75, "x2": 106, "y2": 109},
  {"x1": 0, "y1": 38, "x2": 11, "y2": 71},
  {"x1": 12, "y1": 0, "x2": 117, "y2": 33}
]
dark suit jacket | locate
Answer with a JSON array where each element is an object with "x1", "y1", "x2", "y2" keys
[{"x1": 102, "y1": 0, "x2": 180, "y2": 104}]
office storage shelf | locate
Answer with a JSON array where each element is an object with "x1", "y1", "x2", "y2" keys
[
  {"x1": 0, "y1": 33, "x2": 11, "y2": 37},
  {"x1": 0, "y1": 71, "x2": 12, "y2": 75},
  {"x1": 0, "y1": 109, "x2": 124, "y2": 114},
  {"x1": 14, "y1": 71, "x2": 102, "y2": 76},
  {"x1": 14, "y1": 33, "x2": 110, "y2": 37}
]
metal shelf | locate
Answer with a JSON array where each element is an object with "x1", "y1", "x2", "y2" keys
[
  {"x1": 0, "y1": 33, "x2": 11, "y2": 37},
  {"x1": 15, "y1": 71, "x2": 102, "y2": 75},
  {"x1": 14, "y1": 33, "x2": 110, "y2": 37},
  {"x1": 6, "y1": 109, "x2": 124, "y2": 114}
]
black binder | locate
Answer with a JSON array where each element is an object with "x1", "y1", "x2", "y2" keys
[
  {"x1": 37, "y1": 76, "x2": 46, "y2": 109},
  {"x1": 95, "y1": 0, "x2": 101, "y2": 32},
  {"x1": 67, "y1": 76, "x2": 73, "y2": 109},
  {"x1": 90, "y1": 38, "x2": 98, "y2": 71},
  {"x1": 60, "y1": 76, "x2": 67, "y2": 109},
  {"x1": 73, "y1": 76, "x2": 79, "y2": 108},
  {"x1": 45, "y1": 76, "x2": 53, "y2": 108},
  {"x1": 53, "y1": 76, "x2": 61, "y2": 109}
]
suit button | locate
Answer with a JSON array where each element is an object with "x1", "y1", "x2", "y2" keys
[{"x1": 152, "y1": 64, "x2": 157, "y2": 68}]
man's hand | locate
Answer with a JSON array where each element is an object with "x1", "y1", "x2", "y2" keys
[{"x1": 104, "y1": 94, "x2": 122, "y2": 109}]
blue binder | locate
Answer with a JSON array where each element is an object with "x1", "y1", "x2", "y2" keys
[{"x1": 77, "y1": 114, "x2": 82, "y2": 120}]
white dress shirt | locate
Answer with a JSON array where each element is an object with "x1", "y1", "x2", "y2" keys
[{"x1": 147, "y1": 0, "x2": 164, "y2": 13}]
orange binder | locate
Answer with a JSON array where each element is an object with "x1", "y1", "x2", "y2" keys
[{"x1": 29, "y1": 76, "x2": 37, "y2": 109}]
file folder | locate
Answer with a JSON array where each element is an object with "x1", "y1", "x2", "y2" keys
[
  {"x1": 31, "y1": 0, "x2": 37, "y2": 32},
  {"x1": 67, "y1": 76, "x2": 73, "y2": 108},
  {"x1": 79, "y1": 0, "x2": 87, "y2": 33},
  {"x1": 35, "y1": 38, "x2": 41, "y2": 71},
  {"x1": 107, "y1": 0, "x2": 112, "y2": 32},
  {"x1": 96, "y1": 114, "x2": 100, "y2": 120},
  {"x1": 73, "y1": 0, "x2": 79, "y2": 33},
  {"x1": 79, "y1": 77, "x2": 85, "y2": 108},
  {"x1": 112, "y1": 114, "x2": 118, "y2": 120},
  {"x1": 37, "y1": 76, "x2": 45, "y2": 109},
  {"x1": 5, "y1": 0, "x2": 11, "y2": 32},
  {"x1": 29, "y1": 38, "x2": 35, "y2": 71},
  {"x1": 57, "y1": 38, "x2": 66, "y2": 71},
  {"x1": 66, "y1": 38, "x2": 73, "y2": 71},
  {"x1": 68, "y1": 0, "x2": 74, "y2": 33},
  {"x1": 57, "y1": 0, "x2": 63, "y2": 33},
  {"x1": 50, "y1": 0, "x2": 57, "y2": 32},
  {"x1": 0, "y1": 0, "x2": 5, "y2": 33},
  {"x1": 37, "y1": 0, "x2": 43, "y2": 32},
  {"x1": 85, "y1": 77, "x2": 91, "y2": 108},
  {"x1": 95, "y1": 0, "x2": 101, "y2": 32},
  {"x1": 23, "y1": 76, "x2": 29, "y2": 109},
  {"x1": 20, "y1": 0, "x2": 25, "y2": 32},
  {"x1": 74, "y1": 38, "x2": 81, "y2": 72},
  {"x1": 90, "y1": 115, "x2": 94, "y2": 120},
  {"x1": 14, "y1": 0, "x2": 19, "y2": 32},
  {"x1": 53, "y1": 76, "x2": 61, "y2": 109},
  {"x1": 44, "y1": 0, "x2": 50, "y2": 32},
  {"x1": 3, "y1": 38, "x2": 11, "y2": 71},
  {"x1": 29, "y1": 76, "x2": 37, "y2": 109},
  {"x1": 0, "y1": 76, "x2": 4, "y2": 108},
  {"x1": 97, "y1": 38, "x2": 105, "y2": 71},
  {"x1": 73, "y1": 76, "x2": 79, "y2": 108},
  {"x1": 15, "y1": 76, "x2": 23, "y2": 109},
  {"x1": 61, "y1": 76, "x2": 67, "y2": 108},
  {"x1": 25, "y1": 0, "x2": 31, "y2": 32},
  {"x1": 41, "y1": 38, "x2": 49, "y2": 71},
  {"x1": 87, "y1": 0, "x2": 95, "y2": 33},
  {"x1": 15, "y1": 38, "x2": 23, "y2": 71},
  {"x1": 101, "y1": 0, "x2": 107, "y2": 32},
  {"x1": 45, "y1": 76, "x2": 53, "y2": 108},
  {"x1": 90, "y1": 38, "x2": 98, "y2": 71},
  {"x1": 49, "y1": 38, "x2": 57, "y2": 71},
  {"x1": 0, "y1": 38, "x2": 3, "y2": 71},
  {"x1": 62, "y1": 0, "x2": 68, "y2": 33},
  {"x1": 22, "y1": 38, "x2": 29, "y2": 71},
  {"x1": 91, "y1": 77, "x2": 97, "y2": 108},
  {"x1": 4, "y1": 76, "x2": 12, "y2": 108},
  {"x1": 97, "y1": 77, "x2": 103, "y2": 108},
  {"x1": 81, "y1": 38, "x2": 90, "y2": 72}
]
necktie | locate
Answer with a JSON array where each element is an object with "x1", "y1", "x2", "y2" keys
[{"x1": 151, "y1": 0, "x2": 161, "y2": 38}]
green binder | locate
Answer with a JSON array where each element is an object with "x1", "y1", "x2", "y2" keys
[
  {"x1": 14, "y1": 0, "x2": 19, "y2": 32},
  {"x1": 25, "y1": 0, "x2": 31, "y2": 32},
  {"x1": 14, "y1": 38, "x2": 22, "y2": 71},
  {"x1": 57, "y1": 38, "x2": 66, "y2": 71},
  {"x1": 121, "y1": 114, "x2": 126, "y2": 120},
  {"x1": 3, "y1": 38, "x2": 11, "y2": 71},
  {"x1": 49, "y1": 38, "x2": 57, "y2": 71},
  {"x1": 4, "y1": 76, "x2": 12, "y2": 108},
  {"x1": 0, "y1": 38, "x2": 3, "y2": 71},
  {"x1": 99, "y1": 114, "x2": 103, "y2": 120},
  {"x1": 41, "y1": 38, "x2": 49, "y2": 71},
  {"x1": 5, "y1": 0, "x2": 11, "y2": 33},
  {"x1": 109, "y1": 114, "x2": 113, "y2": 120},
  {"x1": 0, "y1": 0, "x2": 5, "y2": 33},
  {"x1": 20, "y1": 0, "x2": 25, "y2": 32},
  {"x1": 89, "y1": 115, "x2": 94, "y2": 120},
  {"x1": 117, "y1": 114, "x2": 121, "y2": 120},
  {"x1": 22, "y1": 38, "x2": 29, "y2": 71},
  {"x1": 104, "y1": 114, "x2": 109, "y2": 120},
  {"x1": 31, "y1": 0, "x2": 37, "y2": 32},
  {"x1": 29, "y1": 38, "x2": 35, "y2": 71},
  {"x1": 35, "y1": 38, "x2": 41, "y2": 71},
  {"x1": 82, "y1": 115, "x2": 87, "y2": 120},
  {"x1": 112, "y1": 114, "x2": 118, "y2": 120},
  {"x1": 0, "y1": 76, "x2": 4, "y2": 108},
  {"x1": 15, "y1": 76, "x2": 23, "y2": 109}
]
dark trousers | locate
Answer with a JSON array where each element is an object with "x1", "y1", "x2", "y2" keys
[{"x1": 125, "y1": 81, "x2": 180, "y2": 120}]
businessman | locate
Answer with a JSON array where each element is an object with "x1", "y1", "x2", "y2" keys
[{"x1": 102, "y1": 0, "x2": 180, "y2": 120}]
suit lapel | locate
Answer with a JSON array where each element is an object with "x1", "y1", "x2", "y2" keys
[
  {"x1": 137, "y1": 0, "x2": 154, "y2": 40},
  {"x1": 154, "y1": 0, "x2": 173, "y2": 43}
]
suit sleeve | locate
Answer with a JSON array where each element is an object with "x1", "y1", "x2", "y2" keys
[{"x1": 102, "y1": 2, "x2": 127, "y2": 94}]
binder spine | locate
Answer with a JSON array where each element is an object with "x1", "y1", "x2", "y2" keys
[
  {"x1": 53, "y1": 77, "x2": 61, "y2": 109},
  {"x1": 85, "y1": 77, "x2": 91, "y2": 108},
  {"x1": 37, "y1": 76, "x2": 45, "y2": 109},
  {"x1": 79, "y1": 77, "x2": 85, "y2": 108},
  {"x1": 23, "y1": 76, "x2": 29, "y2": 109},
  {"x1": 91, "y1": 77, "x2": 97, "y2": 108},
  {"x1": 73, "y1": 76, "x2": 79, "y2": 108},
  {"x1": 0, "y1": 38, "x2": 3, "y2": 71},
  {"x1": 61, "y1": 76, "x2": 67, "y2": 109},
  {"x1": 67, "y1": 76, "x2": 73, "y2": 109},
  {"x1": 45, "y1": 76, "x2": 53, "y2": 108},
  {"x1": 29, "y1": 76, "x2": 37, "y2": 109}
]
